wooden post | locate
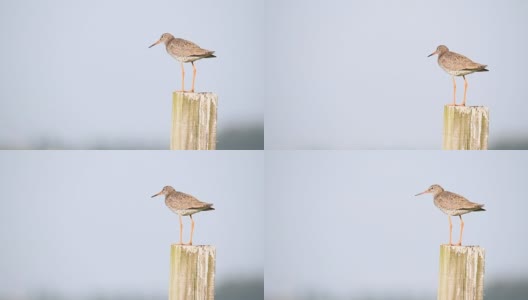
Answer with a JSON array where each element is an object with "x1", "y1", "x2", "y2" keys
[
  {"x1": 171, "y1": 92, "x2": 217, "y2": 150},
  {"x1": 443, "y1": 106, "x2": 489, "y2": 150},
  {"x1": 438, "y1": 245, "x2": 485, "y2": 300},
  {"x1": 169, "y1": 245, "x2": 216, "y2": 300}
]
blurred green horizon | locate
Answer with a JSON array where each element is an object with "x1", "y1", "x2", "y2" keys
[
  {"x1": 0, "y1": 123, "x2": 264, "y2": 150},
  {"x1": 0, "y1": 277, "x2": 263, "y2": 300},
  {"x1": 264, "y1": 277, "x2": 528, "y2": 300}
]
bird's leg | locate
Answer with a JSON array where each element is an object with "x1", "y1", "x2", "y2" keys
[
  {"x1": 177, "y1": 62, "x2": 185, "y2": 92},
  {"x1": 448, "y1": 215, "x2": 453, "y2": 246},
  {"x1": 460, "y1": 75, "x2": 468, "y2": 106},
  {"x1": 456, "y1": 215, "x2": 464, "y2": 246},
  {"x1": 190, "y1": 62, "x2": 196, "y2": 93},
  {"x1": 186, "y1": 215, "x2": 195, "y2": 245},
  {"x1": 449, "y1": 76, "x2": 457, "y2": 106},
  {"x1": 178, "y1": 215, "x2": 184, "y2": 245}
]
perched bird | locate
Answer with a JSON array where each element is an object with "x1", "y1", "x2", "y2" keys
[
  {"x1": 415, "y1": 184, "x2": 485, "y2": 246},
  {"x1": 149, "y1": 33, "x2": 215, "y2": 93},
  {"x1": 428, "y1": 45, "x2": 488, "y2": 106},
  {"x1": 152, "y1": 186, "x2": 214, "y2": 245}
]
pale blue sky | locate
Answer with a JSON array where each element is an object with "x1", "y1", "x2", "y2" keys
[
  {"x1": 1, "y1": 0, "x2": 527, "y2": 149},
  {"x1": 2, "y1": 1, "x2": 528, "y2": 299},
  {"x1": 0, "y1": 151, "x2": 263, "y2": 297},
  {"x1": 0, "y1": 0, "x2": 264, "y2": 149},
  {"x1": 264, "y1": 0, "x2": 528, "y2": 149},
  {"x1": 265, "y1": 151, "x2": 528, "y2": 298},
  {"x1": 1, "y1": 151, "x2": 527, "y2": 298}
]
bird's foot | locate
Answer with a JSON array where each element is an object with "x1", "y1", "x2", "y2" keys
[
  {"x1": 185, "y1": 242, "x2": 193, "y2": 246},
  {"x1": 448, "y1": 103, "x2": 457, "y2": 106},
  {"x1": 455, "y1": 103, "x2": 466, "y2": 107}
]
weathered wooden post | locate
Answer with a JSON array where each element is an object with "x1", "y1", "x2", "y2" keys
[
  {"x1": 438, "y1": 245, "x2": 485, "y2": 300},
  {"x1": 169, "y1": 245, "x2": 216, "y2": 300},
  {"x1": 443, "y1": 106, "x2": 489, "y2": 150},
  {"x1": 171, "y1": 92, "x2": 218, "y2": 150}
]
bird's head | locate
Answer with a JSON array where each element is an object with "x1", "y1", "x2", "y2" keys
[
  {"x1": 148, "y1": 33, "x2": 174, "y2": 48},
  {"x1": 415, "y1": 184, "x2": 444, "y2": 197},
  {"x1": 428, "y1": 45, "x2": 449, "y2": 57},
  {"x1": 151, "y1": 185, "x2": 176, "y2": 198}
]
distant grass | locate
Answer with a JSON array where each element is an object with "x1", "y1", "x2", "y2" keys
[{"x1": 0, "y1": 277, "x2": 264, "y2": 300}]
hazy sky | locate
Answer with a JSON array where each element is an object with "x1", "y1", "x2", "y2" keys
[
  {"x1": 0, "y1": 0, "x2": 264, "y2": 149},
  {"x1": 265, "y1": 151, "x2": 528, "y2": 298},
  {"x1": 2, "y1": 0, "x2": 526, "y2": 150},
  {"x1": 1, "y1": 151, "x2": 527, "y2": 298},
  {"x1": 0, "y1": 151, "x2": 263, "y2": 297},
  {"x1": 2, "y1": 1, "x2": 528, "y2": 300},
  {"x1": 265, "y1": 0, "x2": 528, "y2": 149}
]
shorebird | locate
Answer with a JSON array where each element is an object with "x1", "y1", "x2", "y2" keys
[
  {"x1": 428, "y1": 45, "x2": 488, "y2": 106},
  {"x1": 152, "y1": 186, "x2": 214, "y2": 245},
  {"x1": 149, "y1": 33, "x2": 215, "y2": 93},
  {"x1": 415, "y1": 184, "x2": 485, "y2": 246}
]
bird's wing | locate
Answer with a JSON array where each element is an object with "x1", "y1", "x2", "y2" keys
[
  {"x1": 459, "y1": 203, "x2": 485, "y2": 211},
  {"x1": 166, "y1": 191, "x2": 195, "y2": 209},
  {"x1": 441, "y1": 52, "x2": 485, "y2": 71},
  {"x1": 188, "y1": 199, "x2": 214, "y2": 209},
  {"x1": 168, "y1": 191, "x2": 212, "y2": 209},
  {"x1": 170, "y1": 38, "x2": 213, "y2": 57},
  {"x1": 461, "y1": 64, "x2": 488, "y2": 71},
  {"x1": 444, "y1": 191, "x2": 483, "y2": 210}
]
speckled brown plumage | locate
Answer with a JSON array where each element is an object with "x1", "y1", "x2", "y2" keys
[
  {"x1": 433, "y1": 45, "x2": 488, "y2": 75},
  {"x1": 160, "y1": 186, "x2": 214, "y2": 214},
  {"x1": 428, "y1": 45, "x2": 488, "y2": 106},
  {"x1": 164, "y1": 37, "x2": 215, "y2": 63},
  {"x1": 416, "y1": 184, "x2": 485, "y2": 246},
  {"x1": 149, "y1": 33, "x2": 215, "y2": 92},
  {"x1": 152, "y1": 186, "x2": 214, "y2": 245}
]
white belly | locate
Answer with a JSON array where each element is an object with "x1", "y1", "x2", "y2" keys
[
  {"x1": 440, "y1": 65, "x2": 475, "y2": 76},
  {"x1": 168, "y1": 52, "x2": 201, "y2": 63},
  {"x1": 169, "y1": 207, "x2": 201, "y2": 216}
]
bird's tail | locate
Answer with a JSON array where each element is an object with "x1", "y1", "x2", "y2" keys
[
  {"x1": 477, "y1": 65, "x2": 489, "y2": 72},
  {"x1": 203, "y1": 204, "x2": 215, "y2": 211},
  {"x1": 474, "y1": 204, "x2": 486, "y2": 212}
]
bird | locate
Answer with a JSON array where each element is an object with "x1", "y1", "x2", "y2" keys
[
  {"x1": 151, "y1": 186, "x2": 214, "y2": 245},
  {"x1": 415, "y1": 184, "x2": 485, "y2": 246},
  {"x1": 428, "y1": 45, "x2": 488, "y2": 106},
  {"x1": 149, "y1": 33, "x2": 215, "y2": 93}
]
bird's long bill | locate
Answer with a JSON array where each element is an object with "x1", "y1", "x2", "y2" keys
[
  {"x1": 415, "y1": 190, "x2": 429, "y2": 196},
  {"x1": 427, "y1": 50, "x2": 437, "y2": 58},
  {"x1": 151, "y1": 191, "x2": 162, "y2": 198},
  {"x1": 148, "y1": 40, "x2": 161, "y2": 48}
]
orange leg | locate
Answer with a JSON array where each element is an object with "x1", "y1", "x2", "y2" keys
[
  {"x1": 448, "y1": 215, "x2": 453, "y2": 245},
  {"x1": 460, "y1": 75, "x2": 468, "y2": 106},
  {"x1": 190, "y1": 62, "x2": 197, "y2": 93},
  {"x1": 449, "y1": 76, "x2": 457, "y2": 106},
  {"x1": 456, "y1": 215, "x2": 464, "y2": 246},
  {"x1": 186, "y1": 215, "x2": 195, "y2": 245},
  {"x1": 178, "y1": 215, "x2": 184, "y2": 245}
]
